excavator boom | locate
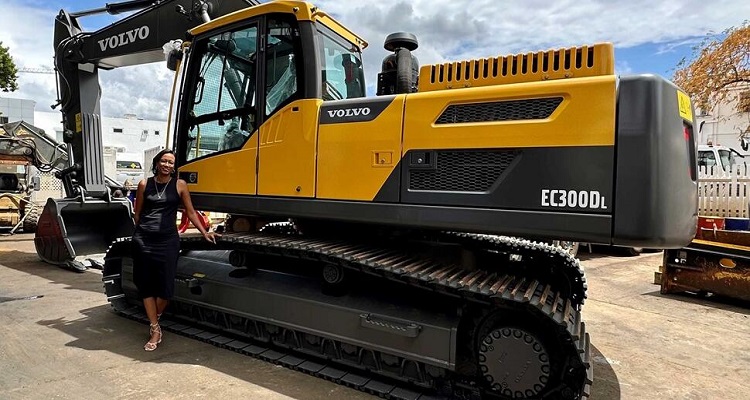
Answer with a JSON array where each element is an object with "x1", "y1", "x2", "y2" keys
[{"x1": 37, "y1": 0, "x2": 259, "y2": 267}]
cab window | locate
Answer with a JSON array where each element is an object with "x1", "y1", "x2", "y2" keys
[
  {"x1": 264, "y1": 17, "x2": 302, "y2": 116},
  {"x1": 317, "y1": 25, "x2": 365, "y2": 101},
  {"x1": 697, "y1": 151, "x2": 716, "y2": 168},
  {"x1": 186, "y1": 24, "x2": 258, "y2": 161}
]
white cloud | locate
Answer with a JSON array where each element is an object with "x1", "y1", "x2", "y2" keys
[{"x1": 1, "y1": 0, "x2": 748, "y2": 119}]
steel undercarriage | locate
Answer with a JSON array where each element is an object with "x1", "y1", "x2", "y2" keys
[{"x1": 103, "y1": 231, "x2": 591, "y2": 399}]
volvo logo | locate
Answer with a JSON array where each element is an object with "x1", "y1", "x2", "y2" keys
[
  {"x1": 98, "y1": 26, "x2": 150, "y2": 52},
  {"x1": 326, "y1": 107, "x2": 371, "y2": 118},
  {"x1": 319, "y1": 99, "x2": 393, "y2": 124}
]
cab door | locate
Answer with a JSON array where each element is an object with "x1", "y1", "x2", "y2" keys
[
  {"x1": 256, "y1": 15, "x2": 317, "y2": 197},
  {"x1": 176, "y1": 21, "x2": 261, "y2": 196}
]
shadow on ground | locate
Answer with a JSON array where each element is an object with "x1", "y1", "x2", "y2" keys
[
  {"x1": 589, "y1": 343, "x2": 621, "y2": 399},
  {"x1": 37, "y1": 303, "x2": 622, "y2": 400},
  {"x1": 36, "y1": 304, "x2": 372, "y2": 400},
  {"x1": 0, "y1": 250, "x2": 104, "y2": 294}
]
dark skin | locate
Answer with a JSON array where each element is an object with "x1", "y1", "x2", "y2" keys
[{"x1": 134, "y1": 152, "x2": 220, "y2": 348}]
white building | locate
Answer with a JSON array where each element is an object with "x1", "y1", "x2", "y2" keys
[
  {"x1": 34, "y1": 111, "x2": 168, "y2": 168},
  {"x1": 0, "y1": 97, "x2": 35, "y2": 125},
  {"x1": 695, "y1": 84, "x2": 750, "y2": 155}
]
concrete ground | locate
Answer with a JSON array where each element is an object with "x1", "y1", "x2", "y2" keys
[{"x1": 0, "y1": 233, "x2": 748, "y2": 400}]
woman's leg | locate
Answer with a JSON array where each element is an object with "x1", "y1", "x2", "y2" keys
[
  {"x1": 143, "y1": 297, "x2": 162, "y2": 350},
  {"x1": 143, "y1": 297, "x2": 159, "y2": 325},
  {"x1": 156, "y1": 298, "x2": 169, "y2": 318}
]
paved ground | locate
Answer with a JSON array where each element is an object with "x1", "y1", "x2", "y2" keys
[{"x1": 1, "y1": 233, "x2": 749, "y2": 400}]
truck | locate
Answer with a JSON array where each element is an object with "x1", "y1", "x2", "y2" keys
[
  {"x1": 697, "y1": 143, "x2": 746, "y2": 173},
  {"x1": 26, "y1": 1, "x2": 698, "y2": 398}
]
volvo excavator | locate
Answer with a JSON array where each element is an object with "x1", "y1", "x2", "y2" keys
[{"x1": 28, "y1": 0, "x2": 698, "y2": 398}]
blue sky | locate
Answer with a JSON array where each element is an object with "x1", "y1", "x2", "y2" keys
[{"x1": 1, "y1": 0, "x2": 748, "y2": 120}]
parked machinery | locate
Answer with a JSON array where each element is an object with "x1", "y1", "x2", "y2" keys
[{"x1": 32, "y1": 1, "x2": 698, "y2": 398}]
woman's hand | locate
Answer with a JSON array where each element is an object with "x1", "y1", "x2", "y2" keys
[{"x1": 202, "y1": 231, "x2": 220, "y2": 244}]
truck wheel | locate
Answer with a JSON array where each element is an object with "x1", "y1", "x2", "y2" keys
[
  {"x1": 623, "y1": 247, "x2": 643, "y2": 256},
  {"x1": 22, "y1": 205, "x2": 40, "y2": 233}
]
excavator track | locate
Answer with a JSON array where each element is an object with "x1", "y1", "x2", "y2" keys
[{"x1": 102, "y1": 232, "x2": 592, "y2": 399}]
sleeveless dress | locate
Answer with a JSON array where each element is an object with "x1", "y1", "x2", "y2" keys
[{"x1": 132, "y1": 177, "x2": 181, "y2": 299}]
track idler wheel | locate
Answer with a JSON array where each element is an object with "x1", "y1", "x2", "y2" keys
[
  {"x1": 321, "y1": 263, "x2": 347, "y2": 296},
  {"x1": 479, "y1": 327, "x2": 550, "y2": 398}
]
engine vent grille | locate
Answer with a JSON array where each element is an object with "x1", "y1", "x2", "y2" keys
[
  {"x1": 409, "y1": 151, "x2": 517, "y2": 192},
  {"x1": 418, "y1": 43, "x2": 614, "y2": 92},
  {"x1": 436, "y1": 97, "x2": 562, "y2": 124}
]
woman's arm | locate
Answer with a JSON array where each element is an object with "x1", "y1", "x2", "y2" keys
[
  {"x1": 133, "y1": 179, "x2": 146, "y2": 225},
  {"x1": 177, "y1": 179, "x2": 219, "y2": 243}
]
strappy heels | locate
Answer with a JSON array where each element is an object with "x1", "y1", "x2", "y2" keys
[{"x1": 144, "y1": 323, "x2": 162, "y2": 351}]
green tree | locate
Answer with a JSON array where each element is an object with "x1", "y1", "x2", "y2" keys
[{"x1": 0, "y1": 41, "x2": 19, "y2": 92}]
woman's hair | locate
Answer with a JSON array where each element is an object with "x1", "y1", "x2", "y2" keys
[{"x1": 151, "y1": 149, "x2": 176, "y2": 175}]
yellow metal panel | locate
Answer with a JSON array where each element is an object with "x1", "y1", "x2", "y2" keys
[
  {"x1": 317, "y1": 98, "x2": 405, "y2": 201},
  {"x1": 178, "y1": 136, "x2": 258, "y2": 195},
  {"x1": 191, "y1": 1, "x2": 313, "y2": 36},
  {"x1": 404, "y1": 75, "x2": 616, "y2": 152},
  {"x1": 189, "y1": 0, "x2": 366, "y2": 50},
  {"x1": 258, "y1": 99, "x2": 320, "y2": 197},
  {"x1": 311, "y1": 11, "x2": 368, "y2": 49},
  {"x1": 418, "y1": 43, "x2": 614, "y2": 92}
]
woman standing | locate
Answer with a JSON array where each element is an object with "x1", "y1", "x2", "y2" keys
[{"x1": 132, "y1": 149, "x2": 219, "y2": 351}]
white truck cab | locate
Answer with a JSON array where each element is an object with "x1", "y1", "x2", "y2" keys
[{"x1": 697, "y1": 143, "x2": 746, "y2": 173}]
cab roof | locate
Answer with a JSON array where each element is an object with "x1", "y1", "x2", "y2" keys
[{"x1": 190, "y1": 1, "x2": 368, "y2": 50}]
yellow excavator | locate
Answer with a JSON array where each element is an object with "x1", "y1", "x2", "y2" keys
[{"x1": 31, "y1": 0, "x2": 697, "y2": 398}]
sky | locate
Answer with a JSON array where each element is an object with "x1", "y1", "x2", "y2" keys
[{"x1": 1, "y1": 0, "x2": 748, "y2": 121}]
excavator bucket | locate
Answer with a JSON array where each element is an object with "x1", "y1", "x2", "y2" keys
[{"x1": 34, "y1": 197, "x2": 134, "y2": 268}]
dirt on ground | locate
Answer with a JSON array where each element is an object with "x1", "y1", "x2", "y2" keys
[{"x1": 1, "y1": 233, "x2": 749, "y2": 399}]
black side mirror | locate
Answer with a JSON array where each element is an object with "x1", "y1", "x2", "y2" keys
[{"x1": 166, "y1": 49, "x2": 182, "y2": 71}]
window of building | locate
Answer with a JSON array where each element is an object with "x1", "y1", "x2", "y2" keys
[
  {"x1": 113, "y1": 127, "x2": 123, "y2": 133},
  {"x1": 154, "y1": 130, "x2": 160, "y2": 136},
  {"x1": 0, "y1": 116, "x2": 8, "y2": 124}
]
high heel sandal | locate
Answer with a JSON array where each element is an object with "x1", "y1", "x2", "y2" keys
[{"x1": 144, "y1": 323, "x2": 162, "y2": 352}]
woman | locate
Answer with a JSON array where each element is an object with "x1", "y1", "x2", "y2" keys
[{"x1": 132, "y1": 149, "x2": 219, "y2": 351}]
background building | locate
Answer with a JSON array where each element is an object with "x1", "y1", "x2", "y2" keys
[
  {"x1": 0, "y1": 97, "x2": 35, "y2": 125},
  {"x1": 695, "y1": 84, "x2": 750, "y2": 154}
]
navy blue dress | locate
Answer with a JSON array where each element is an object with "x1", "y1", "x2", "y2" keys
[{"x1": 132, "y1": 177, "x2": 180, "y2": 299}]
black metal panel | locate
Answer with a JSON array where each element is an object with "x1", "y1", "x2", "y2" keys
[
  {"x1": 298, "y1": 21, "x2": 321, "y2": 100},
  {"x1": 613, "y1": 76, "x2": 698, "y2": 248},
  {"x1": 77, "y1": 0, "x2": 254, "y2": 68},
  {"x1": 400, "y1": 146, "x2": 614, "y2": 213},
  {"x1": 435, "y1": 97, "x2": 562, "y2": 124},
  {"x1": 171, "y1": 253, "x2": 460, "y2": 369},
  {"x1": 190, "y1": 193, "x2": 613, "y2": 243},
  {"x1": 409, "y1": 150, "x2": 518, "y2": 192},
  {"x1": 81, "y1": 113, "x2": 106, "y2": 195}
]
